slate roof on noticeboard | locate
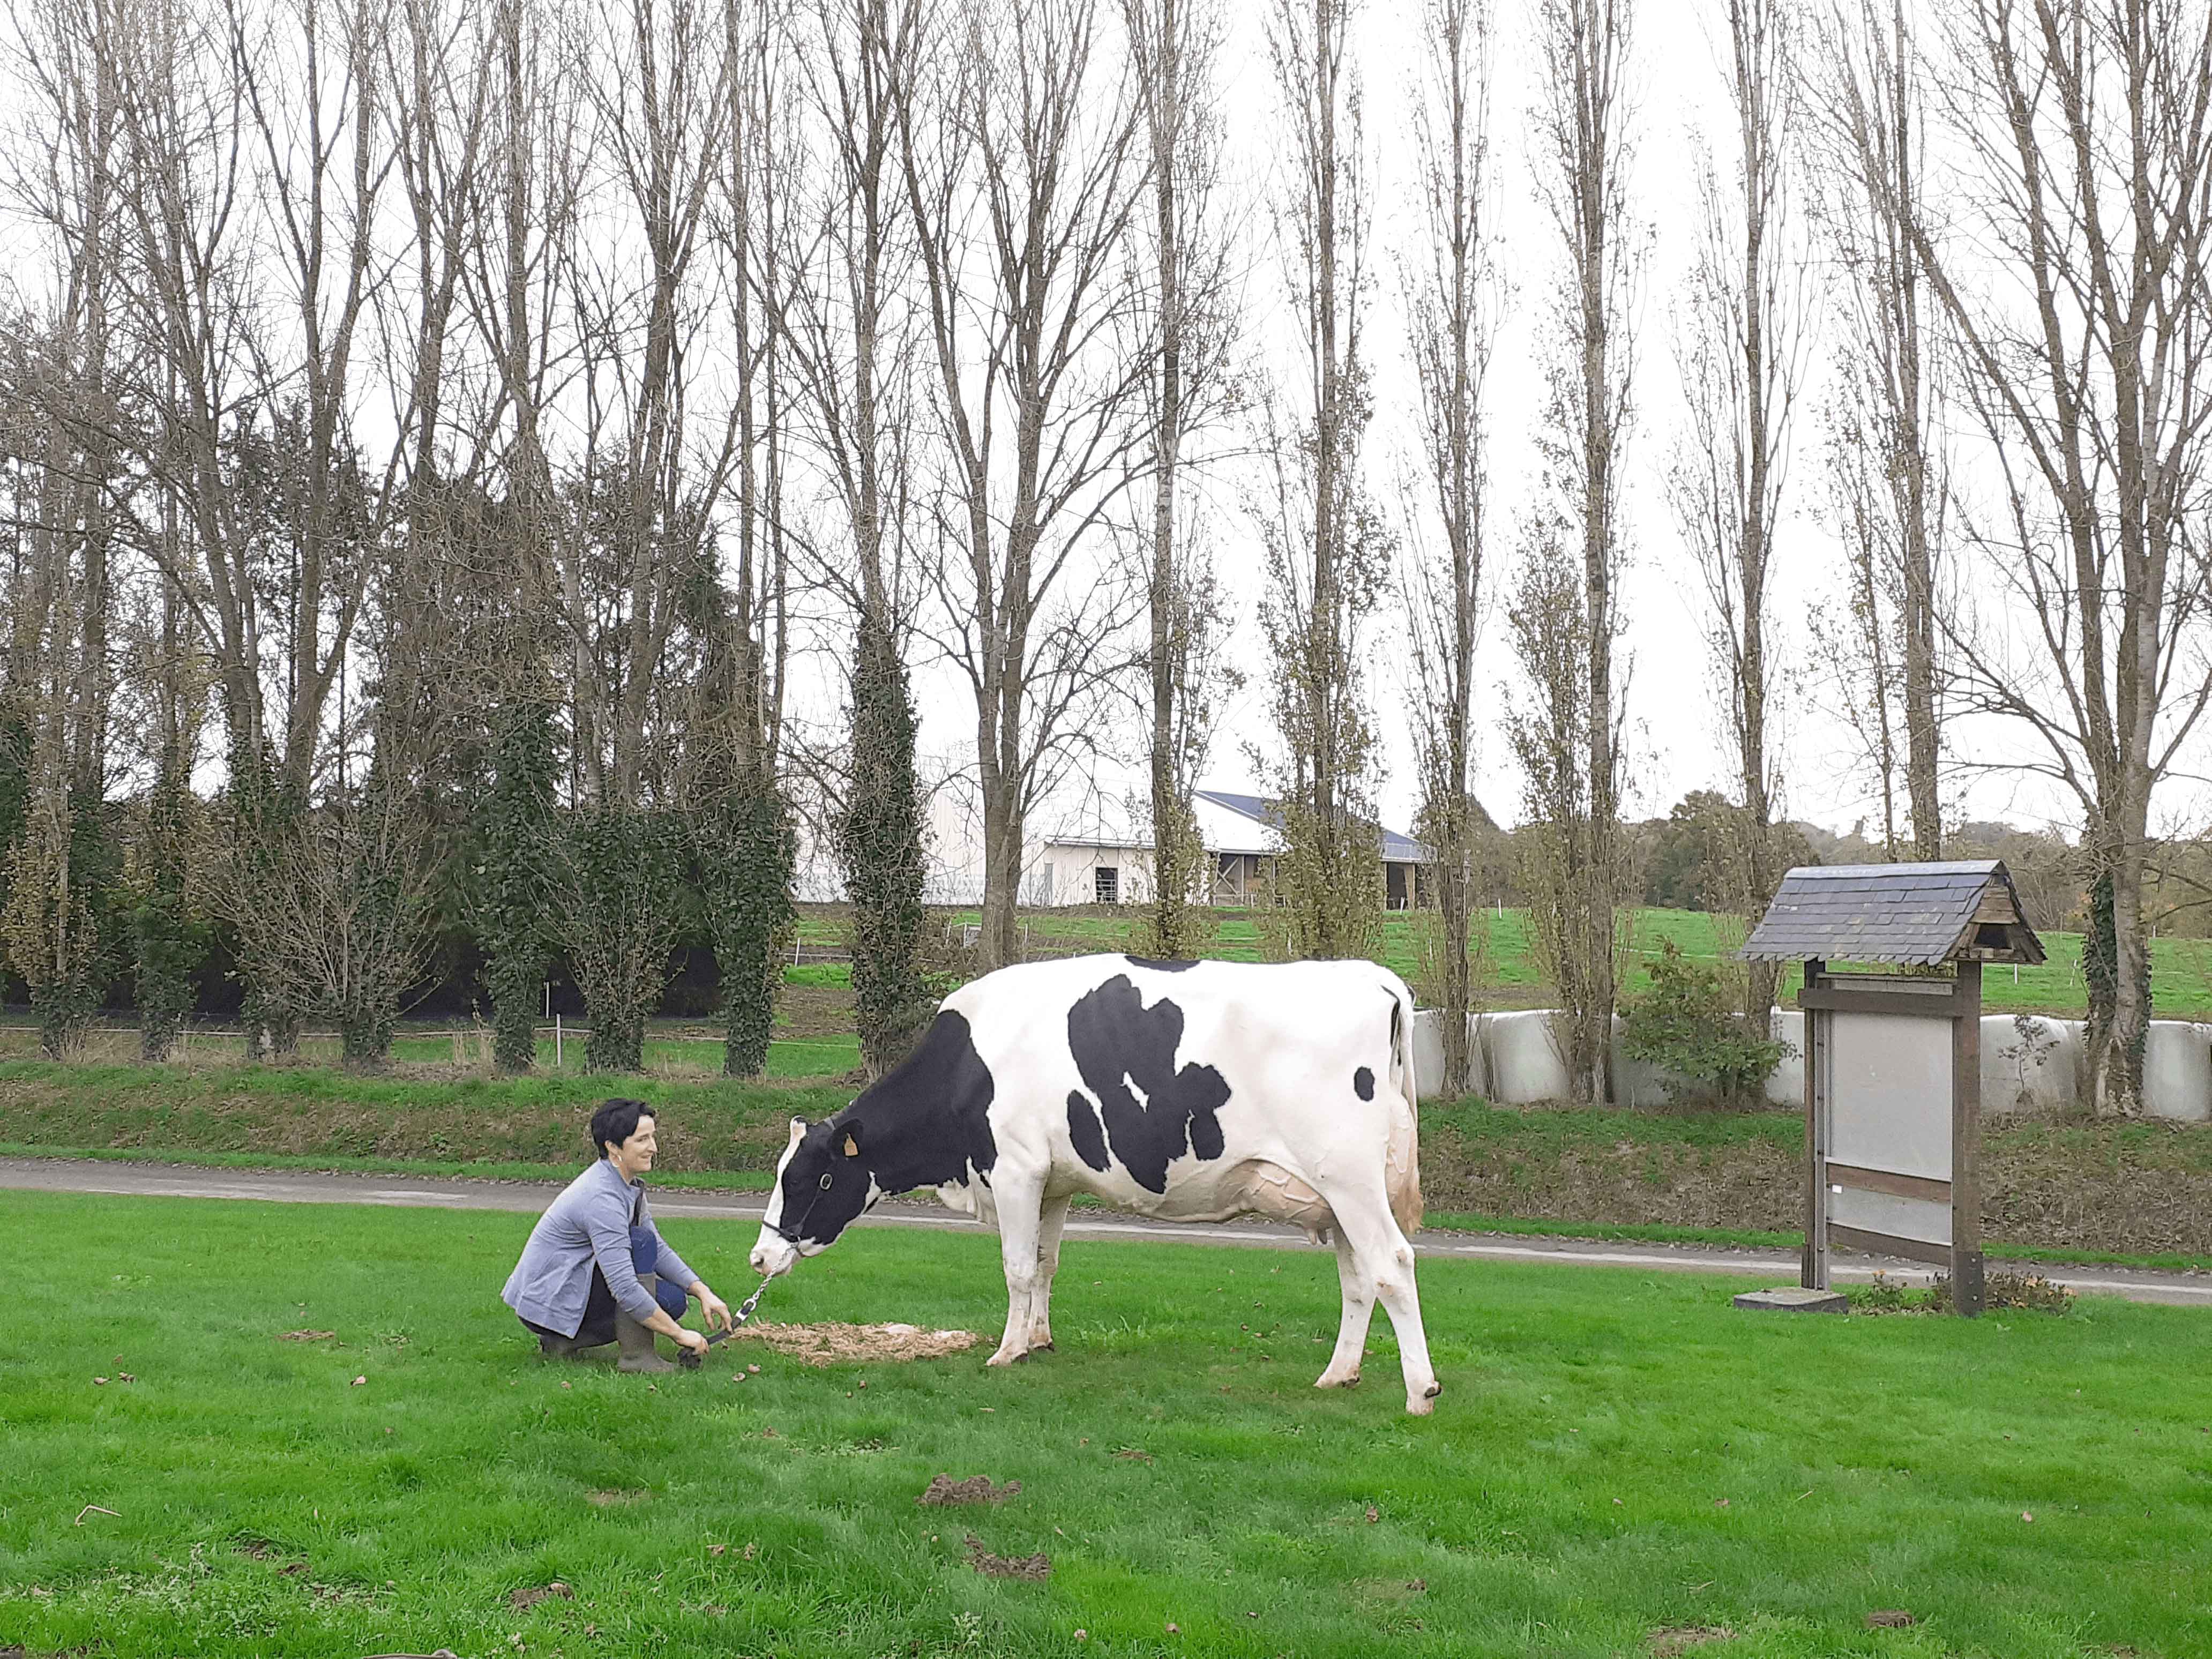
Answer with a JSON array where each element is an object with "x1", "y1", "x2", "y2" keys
[{"x1": 1739, "y1": 860, "x2": 2042, "y2": 966}]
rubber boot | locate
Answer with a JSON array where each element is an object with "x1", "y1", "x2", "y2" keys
[
  {"x1": 617, "y1": 1275, "x2": 675, "y2": 1374},
  {"x1": 539, "y1": 1331, "x2": 609, "y2": 1359}
]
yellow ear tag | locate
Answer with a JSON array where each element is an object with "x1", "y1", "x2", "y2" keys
[{"x1": 842, "y1": 1133, "x2": 860, "y2": 1158}]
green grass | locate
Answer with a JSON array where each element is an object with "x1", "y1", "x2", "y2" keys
[
  {"x1": 4, "y1": 1192, "x2": 2209, "y2": 1658},
  {"x1": 932, "y1": 903, "x2": 2212, "y2": 1020}
]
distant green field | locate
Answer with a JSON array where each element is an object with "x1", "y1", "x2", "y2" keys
[{"x1": 917, "y1": 904, "x2": 2212, "y2": 1021}]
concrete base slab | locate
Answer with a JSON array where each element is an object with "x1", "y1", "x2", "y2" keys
[{"x1": 1732, "y1": 1286, "x2": 1849, "y2": 1314}]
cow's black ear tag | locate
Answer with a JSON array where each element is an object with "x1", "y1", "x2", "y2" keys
[{"x1": 842, "y1": 1131, "x2": 861, "y2": 1159}]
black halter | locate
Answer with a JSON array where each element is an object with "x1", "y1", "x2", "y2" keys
[{"x1": 767, "y1": 1165, "x2": 836, "y2": 1246}]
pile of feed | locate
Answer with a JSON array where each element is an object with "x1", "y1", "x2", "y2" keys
[{"x1": 722, "y1": 1320, "x2": 981, "y2": 1365}]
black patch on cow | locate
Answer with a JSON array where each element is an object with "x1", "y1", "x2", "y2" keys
[
  {"x1": 1124, "y1": 955, "x2": 1199, "y2": 973},
  {"x1": 1067, "y1": 1090, "x2": 1110, "y2": 1171},
  {"x1": 1354, "y1": 1065, "x2": 1376, "y2": 1101},
  {"x1": 1064, "y1": 974, "x2": 1230, "y2": 1192},
  {"x1": 772, "y1": 1010, "x2": 997, "y2": 1249}
]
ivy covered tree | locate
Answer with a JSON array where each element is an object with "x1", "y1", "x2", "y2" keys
[
  {"x1": 477, "y1": 700, "x2": 558, "y2": 1071},
  {"x1": 132, "y1": 753, "x2": 204, "y2": 1062},
  {"x1": 841, "y1": 616, "x2": 930, "y2": 1077},
  {"x1": 700, "y1": 759, "x2": 796, "y2": 1078},
  {"x1": 548, "y1": 808, "x2": 686, "y2": 1074}
]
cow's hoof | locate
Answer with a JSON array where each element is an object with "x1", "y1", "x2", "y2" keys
[
  {"x1": 986, "y1": 1349, "x2": 1028, "y2": 1367},
  {"x1": 1028, "y1": 1339, "x2": 1055, "y2": 1354},
  {"x1": 1314, "y1": 1371, "x2": 1361, "y2": 1390}
]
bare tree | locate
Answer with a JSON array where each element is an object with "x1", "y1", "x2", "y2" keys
[
  {"x1": 1401, "y1": 0, "x2": 1500, "y2": 1094},
  {"x1": 1124, "y1": 0, "x2": 1237, "y2": 958},
  {"x1": 899, "y1": 0, "x2": 1152, "y2": 971},
  {"x1": 776, "y1": 0, "x2": 934, "y2": 1074},
  {"x1": 1810, "y1": 0, "x2": 1946, "y2": 859},
  {"x1": 1905, "y1": 0, "x2": 2212, "y2": 1116},
  {"x1": 1257, "y1": 0, "x2": 1388, "y2": 962},
  {"x1": 1668, "y1": 0, "x2": 1806, "y2": 1023},
  {"x1": 1529, "y1": 0, "x2": 1638, "y2": 1102}
]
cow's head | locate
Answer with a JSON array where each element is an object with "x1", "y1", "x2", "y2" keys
[{"x1": 749, "y1": 1114, "x2": 872, "y2": 1277}]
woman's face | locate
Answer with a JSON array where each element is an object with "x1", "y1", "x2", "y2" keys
[{"x1": 610, "y1": 1116, "x2": 657, "y2": 1179}]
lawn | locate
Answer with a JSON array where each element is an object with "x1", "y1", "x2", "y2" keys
[{"x1": 3, "y1": 1192, "x2": 2209, "y2": 1658}]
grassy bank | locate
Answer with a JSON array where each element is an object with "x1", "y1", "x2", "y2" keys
[
  {"x1": 5, "y1": 1057, "x2": 2208, "y2": 1264},
  {"x1": 4, "y1": 1191, "x2": 2208, "y2": 1658}
]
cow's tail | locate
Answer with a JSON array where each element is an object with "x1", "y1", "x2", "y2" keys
[{"x1": 1385, "y1": 978, "x2": 1424, "y2": 1237}]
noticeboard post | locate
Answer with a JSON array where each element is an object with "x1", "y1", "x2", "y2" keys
[{"x1": 1741, "y1": 862, "x2": 2045, "y2": 1319}]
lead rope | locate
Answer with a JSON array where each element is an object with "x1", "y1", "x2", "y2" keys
[{"x1": 677, "y1": 1274, "x2": 772, "y2": 1370}]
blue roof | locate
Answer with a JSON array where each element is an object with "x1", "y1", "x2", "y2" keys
[{"x1": 1194, "y1": 788, "x2": 1432, "y2": 864}]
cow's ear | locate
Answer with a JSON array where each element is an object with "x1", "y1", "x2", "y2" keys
[{"x1": 841, "y1": 1125, "x2": 862, "y2": 1159}]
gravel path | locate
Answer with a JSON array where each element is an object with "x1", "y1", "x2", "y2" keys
[{"x1": 5, "y1": 1154, "x2": 2209, "y2": 1306}]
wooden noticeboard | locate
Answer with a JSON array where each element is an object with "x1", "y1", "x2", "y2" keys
[{"x1": 1799, "y1": 960, "x2": 1984, "y2": 1316}]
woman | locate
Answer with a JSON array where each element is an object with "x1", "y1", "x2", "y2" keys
[{"x1": 503, "y1": 1098, "x2": 734, "y2": 1372}]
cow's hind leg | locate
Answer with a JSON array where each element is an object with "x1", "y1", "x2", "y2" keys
[
  {"x1": 988, "y1": 1172, "x2": 1046, "y2": 1367},
  {"x1": 1315, "y1": 1228, "x2": 1373, "y2": 1390},
  {"x1": 1316, "y1": 1179, "x2": 1441, "y2": 1415},
  {"x1": 1027, "y1": 1193, "x2": 1071, "y2": 1352}
]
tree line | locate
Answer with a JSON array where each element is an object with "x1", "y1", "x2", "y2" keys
[{"x1": 1, "y1": 0, "x2": 2207, "y2": 1119}]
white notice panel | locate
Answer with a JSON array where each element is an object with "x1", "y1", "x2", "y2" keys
[
  {"x1": 1830, "y1": 1187, "x2": 1952, "y2": 1246},
  {"x1": 1827, "y1": 1011, "x2": 1954, "y2": 1180}
]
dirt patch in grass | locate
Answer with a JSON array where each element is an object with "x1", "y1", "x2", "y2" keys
[
  {"x1": 586, "y1": 1490, "x2": 648, "y2": 1507},
  {"x1": 1648, "y1": 1628, "x2": 1735, "y2": 1656},
  {"x1": 276, "y1": 1329, "x2": 335, "y2": 1342},
  {"x1": 917, "y1": 1475, "x2": 1021, "y2": 1506},
  {"x1": 508, "y1": 1582, "x2": 573, "y2": 1612},
  {"x1": 962, "y1": 1534, "x2": 1049, "y2": 1581},
  {"x1": 723, "y1": 1321, "x2": 981, "y2": 1366},
  {"x1": 774, "y1": 984, "x2": 857, "y2": 1040}
]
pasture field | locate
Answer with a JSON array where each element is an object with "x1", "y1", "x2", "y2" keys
[
  {"x1": 4, "y1": 1192, "x2": 2209, "y2": 1659},
  {"x1": 914, "y1": 905, "x2": 2212, "y2": 1022}
]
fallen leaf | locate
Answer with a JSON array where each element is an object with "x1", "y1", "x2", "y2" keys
[
  {"x1": 561, "y1": 1381, "x2": 572, "y2": 1391},
  {"x1": 351, "y1": 1376, "x2": 367, "y2": 1387},
  {"x1": 709, "y1": 1544, "x2": 727, "y2": 1557},
  {"x1": 1165, "y1": 1621, "x2": 1180, "y2": 1635},
  {"x1": 93, "y1": 1377, "x2": 108, "y2": 1386},
  {"x1": 118, "y1": 1374, "x2": 135, "y2": 1384},
  {"x1": 1713, "y1": 1498, "x2": 1730, "y2": 1509},
  {"x1": 1074, "y1": 1631, "x2": 1088, "y2": 1642},
  {"x1": 742, "y1": 1542, "x2": 757, "y2": 1560},
  {"x1": 747, "y1": 1364, "x2": 760, "y2": 1374},
  {"x1": 2022, "y1": 1511, "x2": 2035, "y2": 1522},
  {"x1": 1364, "y1": 1505, "x2": 1379, "y2": 1524}
]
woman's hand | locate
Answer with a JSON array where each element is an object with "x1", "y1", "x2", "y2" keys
[
  {"x1": 698, "y1": 1287, "x2": 734, "y2": 1333},
  {"x1": 676, "y1": 1328, "x2": 709, "y2": 1357}
]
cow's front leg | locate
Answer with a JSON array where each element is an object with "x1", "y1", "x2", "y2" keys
[
  {"x1": 988, "y1": 1174, "x2": 1046, "y2": 1367},
  {"x1": 1027, "y1": 1193, "x2": 1072, "y2": 1352},
  {"x1": 1314, "y1": 1228, "x2": 1372, "y2": 1390}
]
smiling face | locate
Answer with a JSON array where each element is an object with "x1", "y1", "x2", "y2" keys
[
  {"x1": 606, "y1": 1114, "x2": 657, "y2": 1182},
  {"x1": 749, "y1": 1115, "x2": 873, "y2": 1277}
]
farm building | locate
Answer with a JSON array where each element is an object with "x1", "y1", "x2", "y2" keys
[{"x1": 1025, "y1": 788, "x2": 1441, "y2": 909}]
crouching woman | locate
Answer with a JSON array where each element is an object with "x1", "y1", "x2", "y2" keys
[{"x1": 503, "y1": 1098, "x2": 734, "y2": 1372}]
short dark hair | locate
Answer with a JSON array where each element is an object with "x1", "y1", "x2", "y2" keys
[{"x1": 589, "y1": 1098, "x2": 656, "y2": 1159}]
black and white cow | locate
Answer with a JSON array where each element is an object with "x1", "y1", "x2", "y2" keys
[{"x1": 748, "y1": 954, "x2": 1441, "y2": 1414}]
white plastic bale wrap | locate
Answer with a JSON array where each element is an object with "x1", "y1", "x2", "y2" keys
[
  {"x1": 1765, "y1": 1008, "x2": 1805, "y2": 1105},
  {"x1": 2143, "y1": 1021, "x2": 2212, "y2": 1123},
  {"x1": 1482, "y1": 1008, "x2": 1576, "y2": 1104},
  {"x1": 1978, "y1": 1013, "x2": 2081, "y2": 1116},
  {"x1": 1608, "y1": 1013, "x2": 1675, "y2": 1110},
  {"x1": 1410, "y1": 1008, "x2": 1491, "y2": 1101}
]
